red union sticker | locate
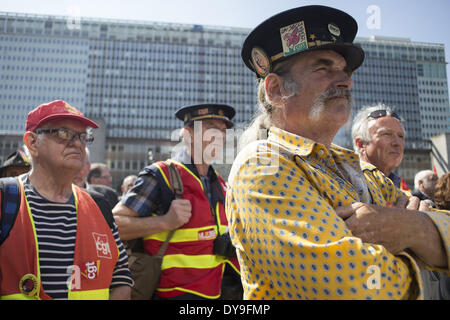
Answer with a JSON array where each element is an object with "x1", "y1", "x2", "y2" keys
[
  {"x1": 92, "y1": 233, "x2": 112, "y2": 259},
  {"x1": 198, "y1": 228, "x2": 217, "y2": 240},
  {"x1": 81, "y1": 260, "x2": 100, "y2": 280}
]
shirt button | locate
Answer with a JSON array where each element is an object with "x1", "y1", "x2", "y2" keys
[{"x1": 318, "y1": 149, "x2": 325, "y2": 157}]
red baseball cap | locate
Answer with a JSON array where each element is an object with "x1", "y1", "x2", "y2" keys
[{"x1": 25, "y1": 100, "x2": 99, "y2": 132}]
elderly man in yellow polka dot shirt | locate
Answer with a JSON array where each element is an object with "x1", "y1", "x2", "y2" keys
[{"x1": 227, "y1": 5, "x2": 449, "y2": 300}]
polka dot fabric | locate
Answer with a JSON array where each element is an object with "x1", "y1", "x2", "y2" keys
[{"x1": 226, "y1": 127, "x2": 448, "y2": 300}]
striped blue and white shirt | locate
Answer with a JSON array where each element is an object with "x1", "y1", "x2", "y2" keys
[{"x1": 21, "y1": 175, "x2": 132, "y2": 300}]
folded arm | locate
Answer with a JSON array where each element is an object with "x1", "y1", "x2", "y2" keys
[
  {"x1": 227, "y1": 155, "x2": 422, "y2": 299},
  {"x1": 336, "y1": 202, "x2": 448, "y2": 268}
]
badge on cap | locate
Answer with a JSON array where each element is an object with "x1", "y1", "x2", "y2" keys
[
  {"x1": 328, "y1": 23, "x2": 341, "y2": 37},
  {"x1": 251, "y1": 47, "x2": 272, "y2": 78},
  {"x1": 198, "y1": 108, "x2": 209, "y2": 115},
  {"x1": 19, "y1": 274, "x2": 39, "y2": 297},
  {"x1": 64, "y1": 102, "x2": 79, "y2": 114},
  {"x1": 280, "y1": 21, "x2": 308, "y2": 57}
]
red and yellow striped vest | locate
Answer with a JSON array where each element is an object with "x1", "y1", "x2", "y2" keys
[
  {"x1": 143, "y1": 160, "x2": 240, "y2": 299},
  {"x1": 0, "y1": 179, "x2": 118, "y2": 300}
]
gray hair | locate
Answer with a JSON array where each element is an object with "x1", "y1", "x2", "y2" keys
[
  {"x1": 414, "y1": 170, "x2": 434, "y2": 189},
  {"x1": 239, "y1": 58, "x2": 301, "y2": 147},
  {"x1": 351, "y1": 103, "x2": 400, "y2": 153}
]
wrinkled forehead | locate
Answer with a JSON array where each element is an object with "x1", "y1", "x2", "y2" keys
[
  {"x1": 368, "y1": 116, "x2": 405, "y2": 134},
  {"x1": 287, "y1": 49, "x2": 348, "y2": 70}
]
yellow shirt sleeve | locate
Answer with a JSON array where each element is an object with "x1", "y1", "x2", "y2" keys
[
  {"x1": 227, "y1": 153, "x2": 421, "y2": 300},
  {"x1": 423, "y1": 209, "x2": 450, "y2": 274}
]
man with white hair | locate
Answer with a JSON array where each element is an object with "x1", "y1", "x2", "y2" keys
[
  {"x1": 412, "y1": 170, "x2": 439, "y2": 204},
  {"x1": 352, "y1": 107, "x2": 446, "y2": 299},
  {"x1": 351, "y1": 104, "x2": 405, "y2": 188},
  {"x1": 227, "y1": 5, "x2": 449, "y2": 300},
  {"x1": 0, "y1": 100, "x2": 132, "y2": 299}
]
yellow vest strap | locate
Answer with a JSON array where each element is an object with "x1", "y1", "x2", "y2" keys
[
  {"x1": 68, "y1": 288, "x2": 109, "y2": 300},
  {"x1": 0, "y1": 294, "x2": 39, "y2": 300},
  {"x1": 162, "y1": 254, "x2": 227, "y2": 270},
  {"x1": 144, "y1": 225, "x2": 228, "y2": 243}
]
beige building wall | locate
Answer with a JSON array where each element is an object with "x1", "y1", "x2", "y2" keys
[{"x1": 431, "y1": 132, "x2": 450, "y2": 177}]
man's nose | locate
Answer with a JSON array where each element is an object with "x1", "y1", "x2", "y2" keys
[
  {"x1": 335, "y1": 70, "x2": 354, "y2": 90},
  {"x1": 392, "y1": 136, "x2": 404, "y2": 147}
]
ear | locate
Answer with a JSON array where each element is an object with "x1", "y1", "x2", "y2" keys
[
  {"x1": 23, "y1": 132, "x2": 39, "y2": 158},
  {"x1": 182, "y1": 126, "x2": 193, "y2": 143},
  {"x1": 265, "y1": 73, "x2": 284, "y2": 107},
  {"x1": 354, "y1": 137, "x2": 366, "y2": 154}
]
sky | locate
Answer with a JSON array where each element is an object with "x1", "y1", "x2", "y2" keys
[{"x1": 2, "y1": 0, "x2": 450, "y2": 88}]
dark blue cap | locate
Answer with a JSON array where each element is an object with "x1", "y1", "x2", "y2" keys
[
  {"x1": 242, "y1": 5, "x2": 365, "y2": 78},
  {"x1": 175, "y1": 104, "x2": 236, "y2": 128}
]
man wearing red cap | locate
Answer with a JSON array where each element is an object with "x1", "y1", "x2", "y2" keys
[{"x1": 0, "y1": 100, "x2": 132, "y2": 300}]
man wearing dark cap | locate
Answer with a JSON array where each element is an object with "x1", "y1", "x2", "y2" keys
[
  {"x1": 0, "y1": 100, "x2": 132, "y2": 299},
  {"x1": 0, "y1": 148, "x2": 31, "y2": 178},
  {"x1": 113, "y1": 104, "x2": 241, "y2": 300},
  {"x1": 227, "y1": 5, "x2": 449, "y2": 300}
]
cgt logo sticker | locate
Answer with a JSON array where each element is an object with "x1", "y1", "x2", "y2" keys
[
  {"x1": 92, "y1": 233, "x2": 112, "y2": 259},
  {"x1": 81, "y1": 260, "x2": 100, "y2": 280}
]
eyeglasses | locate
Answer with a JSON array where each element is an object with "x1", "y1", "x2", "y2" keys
[
  {"x1": 367, "y1": 109, "x2": 401, "y2": 121},
  {"x1": 35, "y1": 128, "x2": 94, "y2": 145}
]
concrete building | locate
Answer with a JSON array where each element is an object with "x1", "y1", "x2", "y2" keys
[
  {"x1": 431, "y1": 132, "x2": 450, "y2": 177},
  {"x1": 0, "y1": 12, "x2": 256, "y2": 186}
]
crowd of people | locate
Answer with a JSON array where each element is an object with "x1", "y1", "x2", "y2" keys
[{"x1": 0, "y1": 5, "x2": 449, "y2": 300}]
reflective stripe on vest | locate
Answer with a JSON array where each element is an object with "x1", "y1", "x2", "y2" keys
[
  {"x1": 68, "y1": 288, "x2": 109, "y2": 300},
  {"x1": 144, "y1": 161, "x2": 235, "y2": 298},
  {"x1": 144, "y1": 224, "x2": 228, "y2": 243},
  {"x1": 162, "y1": 254, "x2": 228, "y2": 270},
  {"x1": 0, "y1": 178, "x2": 118, "y2": 300}
]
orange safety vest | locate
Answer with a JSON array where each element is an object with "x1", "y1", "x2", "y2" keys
[
  {"x1": 0, "y1": 179, "x2": 118, "y2": 300},
  {"x1": 143, "y1": 160, "x2": 240, "y2": 299}
]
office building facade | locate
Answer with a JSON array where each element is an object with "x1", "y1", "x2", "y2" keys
[{"x1": 1, "y1": 12, "x2": 449, "y2": 187}]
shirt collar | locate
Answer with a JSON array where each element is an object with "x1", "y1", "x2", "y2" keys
[
  {"x1": 388, "y1": 172, "x2": 401, "y2": 188},
  {"x1": 268, "y1": 126, "x2": 315, "y2": 156},
  {"x1": 268, "y1": 126, "x2": 361, "y2": 170},
  {"x1": 172, "y1": 148, "x2": 216, "y2": 180}
]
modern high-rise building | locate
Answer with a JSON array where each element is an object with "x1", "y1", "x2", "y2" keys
[{"x1": 1, "y1": 12, "x2": 449, "y2": 187}]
